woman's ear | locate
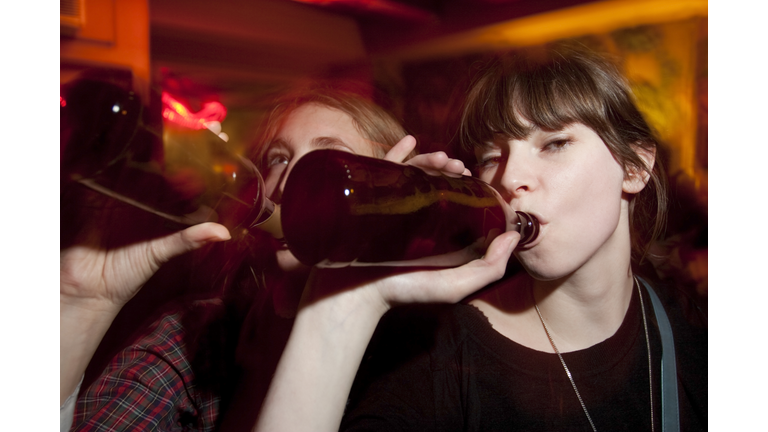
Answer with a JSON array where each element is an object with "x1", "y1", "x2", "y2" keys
[{"x1": 622, "y1": 144, "x2": 655, "y2": 194}]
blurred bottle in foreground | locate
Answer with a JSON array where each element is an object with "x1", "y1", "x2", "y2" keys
[{"x1": 60, "y1": 78, "x2": 274, "y2": 240}]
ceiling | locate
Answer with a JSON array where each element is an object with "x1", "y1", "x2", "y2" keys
[{"x1": 149, "y1": 0, "x2": 599, "y2": 112}]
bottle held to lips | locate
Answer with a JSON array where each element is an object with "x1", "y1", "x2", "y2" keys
[{"x1": 274, "y1": 149, "x2": 539, "y2": 268}]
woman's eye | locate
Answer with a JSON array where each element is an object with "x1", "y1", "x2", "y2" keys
[
  {"x1": 543, "y1": 138, "x2": 571, "y2": 152},
  {"x1": 330, "y1": 144, "x2": 355, "y2": 154},
  {"x1": 476, "y1": 155, "x2": 502, "y2": 172},
  {"x1": 266, "y1": 154, "x2": 289, "y2": 168}
]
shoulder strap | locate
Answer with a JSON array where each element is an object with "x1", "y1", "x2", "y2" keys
[{"x1": 637, "y1": 276, "x2": 680, "y2": 432}]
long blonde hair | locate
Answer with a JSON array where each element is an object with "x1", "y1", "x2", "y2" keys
[{"x1": 252, "y1": 85, "x2": 410, "y2": 167}]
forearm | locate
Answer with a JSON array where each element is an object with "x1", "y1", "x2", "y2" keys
[
  {"x1": 255, "y1": 288, "x2": 389, "y2": 432},
  {"x1": 60, "y1": 297, "x2": 120, "y2": 405},
  {"x1": 255, "y1": 232, "x2": 518, "y2": 431}
]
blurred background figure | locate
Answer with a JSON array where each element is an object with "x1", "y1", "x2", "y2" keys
[{"x1": 60, "y1": 78, "x2": 424, "y2": 431}]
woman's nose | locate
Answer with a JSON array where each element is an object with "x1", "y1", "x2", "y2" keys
[
  {"x1": 264, "y1": 162, "x2": 294, "y2": 205},
  {"x1": 498, "y1": 155, "x2": 535, "y2": 200},
  {"x1": 277, "y1": 166, "x2": 290, "y2": 197},
  {"x1": 276, "y1": 151, "x2": 309, "y2": 199}
]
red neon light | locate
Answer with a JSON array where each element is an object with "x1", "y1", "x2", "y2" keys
[
  {"x1": 290, "y1": 0, "x2": 433, "y2": 21},
  {"x1": 161, "y1": 91, "x2": 227, "y2": 130},
  {"x1": 60, "y1": 96, "x2": 66, "y2": 107}
]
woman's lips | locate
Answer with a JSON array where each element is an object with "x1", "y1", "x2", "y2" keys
[{"x1": 269, "y1": 236, "x2": 289, "y2": 251}]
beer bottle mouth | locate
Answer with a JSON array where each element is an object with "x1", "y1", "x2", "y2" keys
[
  {"x1": 251, "y1": 199, "x2": 284, "y2": 240},
  {"x1": 515, "y1": 211, "x2": 540, "y2": 246},
  {"x1": 249, "y1": 166, "x2": 284, "y2": 240}
]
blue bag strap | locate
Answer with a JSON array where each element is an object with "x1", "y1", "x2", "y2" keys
[{"x1": 637, "y1": 276, "x2": 680, "y2": 432}]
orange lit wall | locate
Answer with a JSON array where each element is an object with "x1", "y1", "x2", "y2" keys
[
  {"x1": 60, "y1": 0, "x2": 151, "y2": 102},
  {"x1": 378, "y1": 0, "x2": 708, "y2": 187}
]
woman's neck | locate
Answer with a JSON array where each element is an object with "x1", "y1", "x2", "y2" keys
[
  {"x1": 531, "y1": 270, "x2": 634, "y2": 351},
  {"x1": 470, "y1": 268, "x2": 635, "y2": 353}
]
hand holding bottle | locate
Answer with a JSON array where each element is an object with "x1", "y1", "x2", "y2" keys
[
  {"x1": 60, "y1": 222, "x2": 230, "y2": 312},
  {"x1": 60, "y1": 191, "x2": 230, "y2": 405},
  {"x1": 256, "y1": 136, "x2": 520, "y2": 432},
  {"x1": 299, "y1": 134, "x2": 519, "y2": 304}
]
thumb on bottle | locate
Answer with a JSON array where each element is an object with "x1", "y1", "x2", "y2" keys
[
  {"x1": 150, "y1": 223, "x2": 231, "y2": 266},
  {"x1": 383, "y1": 135, "x2": 417, "y2": 163},
  {"x1": 484, "y1": 230, "x2": 519, "y2": 263},
  {"x1": 181, "y1": 222, "x2": 231, "y2": 245}
]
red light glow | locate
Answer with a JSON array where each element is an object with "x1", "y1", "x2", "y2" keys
[
  {"x1": 290, "y1": 0, "x2": 433, "y2": 21},
  {"x1": 60, "y1": 96, "x2": 66, "y2": 107},
  {"x1": 161, "y1": 91, "x2": 227, "y2": 130}
]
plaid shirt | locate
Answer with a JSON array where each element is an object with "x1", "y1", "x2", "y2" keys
[{"x1": 72, "y1": 310, "x2": 220, "y2": 432}]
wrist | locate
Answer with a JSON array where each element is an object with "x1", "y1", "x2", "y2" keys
[
  {"x1": 60, "y1": 293, "x2": 122, "y2": 366},
  {"x1": 60, "y1": 296, "x2": 122, "y2": 343},
  {"x1": 258, "y1": 283, "x2": 389, "y2": 431},
  {"x1": 60, "y1": 292, "x2": 123, "y2": 319},
  {"x1": 298, "y1": 285, "x2": 389, "y2": 329},
  {"x1": 299, "y1": 267, "x2": 393, "y2": 318},
  {"x1": 296, "y1": 280, "x2": 391, "y2": 338},
  {"x1": 60, "y1": 295, "x2": 122, "y2": 404}
]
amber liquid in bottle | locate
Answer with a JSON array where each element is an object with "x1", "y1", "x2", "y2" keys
[{"x1": 279, "y1": 149, "x2": 538, "y2": 268}]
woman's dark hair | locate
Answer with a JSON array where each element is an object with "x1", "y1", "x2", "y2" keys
[{"x1": 458, "y1": 46, "x2": 667, "y2": 263}]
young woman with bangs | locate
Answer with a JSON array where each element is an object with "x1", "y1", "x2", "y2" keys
[{"x1": 256, "y1": 48, "x2": 707, "y2": 431}]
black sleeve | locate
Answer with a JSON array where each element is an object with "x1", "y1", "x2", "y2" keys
[{"x1": 341, "y1": 304, "x2": 458, "y2": 432}]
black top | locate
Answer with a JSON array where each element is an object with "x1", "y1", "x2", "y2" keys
[{"x1": 342, "y1": 285, "x2": 707, "y2": 431}]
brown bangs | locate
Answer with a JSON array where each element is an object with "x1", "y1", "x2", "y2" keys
[{"x1": 459, "y1": 50, "x2": 617, "y2": 159}]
